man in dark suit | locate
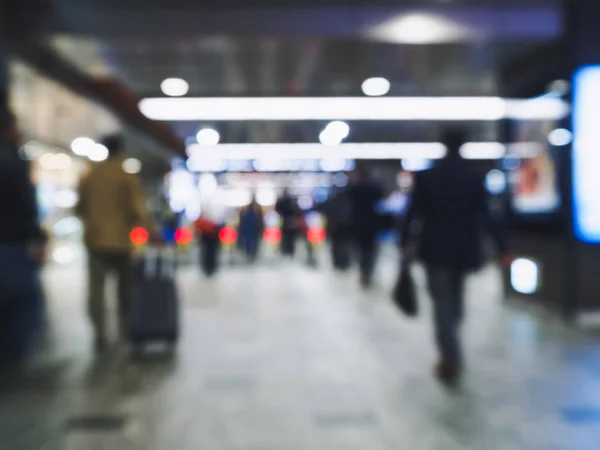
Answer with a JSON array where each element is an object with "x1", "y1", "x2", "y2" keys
[
  {"x1": 401, "y1": 128, "x2": 507, "y2": 384},
  {"x1": 348, "y1": 166, "x2": 385, "y2": 288},
  {"x1": 0, "y1": 107, "x2": 46, "y2": 364}
]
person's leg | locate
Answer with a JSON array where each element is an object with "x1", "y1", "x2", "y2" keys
[
  {"x1": 113, "y1": 253, "x2": 134, "y2": 343},
  {"x1": 427, "y1": 267, "x2": 462, "y2": 377},
  {"x1": 87, "y1": 251, "x2": 108, "y2": 350},
  {"x1": 358, "y1": 234, "x2": 377, "y2": 287},
  {"x1": 0, "y1": 243, "x2": 44, "y2": 364}
]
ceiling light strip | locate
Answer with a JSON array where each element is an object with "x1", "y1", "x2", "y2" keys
[{"x1": 139, "y1": 97, "x2": 569, "y2": 121}]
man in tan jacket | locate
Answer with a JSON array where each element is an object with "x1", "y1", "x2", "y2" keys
[{"x1": 76, "y1": 135, "x2": 155, "y2": 351}]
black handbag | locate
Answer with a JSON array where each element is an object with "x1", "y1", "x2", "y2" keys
[{"x1": 392, "y1": 259, "x2": 418, "y2": 317}]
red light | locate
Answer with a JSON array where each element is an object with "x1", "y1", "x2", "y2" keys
[
  {"x1": 130, "y1": 227, "x2": 149, "y2": 246},
  {"x1": 307, "y1": 226, "x2": 326, "y2": 244},
  {"x1": 219, "y1": 226, "x2": 238, "y2": 245},
  {"x1": 263, "y1": 226, "x2": 282, "y2": 244},
  {"x1": 175, "y1": 227, "x2": 193, "y2": 245}
]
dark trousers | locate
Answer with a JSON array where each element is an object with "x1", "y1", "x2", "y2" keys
[
  {"x1": 357, "y1": 234, "x2": 378, "y2": 286},
  {"x1": 426, "y1": 267, "x2": 466, "y2": 365},
  {"x1": 240, "y1": 235, "x2": 260, "y2": 261},
  {"x1": 281, "y1": 228, "x2": 297, "y2": 257},
  {"x1": 0, "y1": 243, "x2": 44, "y2": 363},
  {"x1": 88, "y1": 251, "x2": 133, "y2": 342},
  {"x1": 200, "y1": 234, "x2": 220, "y2": 276},
  {"x1": 330, "y1": 231, "x2": 351, "y2": 270}
]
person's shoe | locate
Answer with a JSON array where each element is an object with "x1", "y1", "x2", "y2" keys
[{"x1": 434, "y1": 360, "x2": 462, "y2": 387}]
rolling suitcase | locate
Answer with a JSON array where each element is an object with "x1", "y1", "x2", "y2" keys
[{"x1": 130, "y1": 246, "x2": 180, "y2": 347}]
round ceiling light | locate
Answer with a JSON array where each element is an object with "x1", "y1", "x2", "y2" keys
[
  {"x1": 325, "y1": 121, "x2": 350, "y2": 139},
  {"x1": 123, "y1": 158, "x2": 142, "y2": 174},
  {"x1": 548, "y1": 128, "x2": 572, "y2": 146},
  {"x1": 71, "y1": 137, "x2": 96, "y2": 156},
  {"x1": 88, "y1": 144, "x2": 109, "y2": 162},
  {"x1": 319, "y1": 129, "x2": 343, "y2": 147},
  {"x1": 196, "y1": 128, "x2": 220, "y2": 146},
  {"x1": 361, "y1": 77, "x2": 391, "y2": 96},
  {"x1": 160, "y1": 78, "x2": 189, "y2": 97}
]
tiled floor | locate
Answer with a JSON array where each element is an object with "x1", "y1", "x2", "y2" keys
[{"x1": 2, "y1": 251, "x2": 600, "y2": 449}]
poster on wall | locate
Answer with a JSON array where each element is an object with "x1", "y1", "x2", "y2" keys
[{"x1": 508, "y1": 120, "x2": 561, "y2": 215}]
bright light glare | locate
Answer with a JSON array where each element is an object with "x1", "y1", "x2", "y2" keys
[
  {"x1": 256, "y1": 188, "x2": 277, "y2": 207},
  {"x1": 319, "y1": 129, "x2": 343, "y2": 146},
  {"x1": 368, "y1": 13, "x2": 472, "y2": 44},
  {"x1": 573, "y1": 65, "x2": 600, "y2": 243},
  {"x1": 196, "y1": 128, "x2": 220, "y2": 146},
  {"x1": 54, "y1": 190, "x2": 78, "y2": 209},
  {"x1": 362, "y1": 77, "x2": 390, "y2": 96},
  {"x1": 71, "y1": 137, "x2": 96, "y2": 156},
  {"x1": 320, "y1": 158, "x2": 350, "y2": 172},
  {"x1": 140, "y1": 97, "x2": 508, "y2": 121},
  {"x1": 326, "y1": 121, "x2": 350, "y2": 138},
  {"x1": 511, "y1": 258, "x2": 539, "y2": 295},
  {"x1": 298, "y1": 196, "x2": 314, "y2": 210},
  {"x1": 224, "y1": 189, "x2": 252, "y2": 207},
  {"x1": 485, "y1": 169, "x2": 507, "y2": 195},
  {"x1": 123, "y1": 158, "x2": 142, "y2": 174},
  {"x1": 548, "y1": 128, "x2": 572, "y2": 146},
  {"x1": 54, "y1": 154, "x2": 72, "y2": 170},
  {"x1": 53, "y1": 246, "x2": 75, "y2": 265},
  {"x1": 401, "y1": 159, "x2": 433, "y2": 172},
  {"x1": 88, "y1": 144, "x2": 109, "y2": 162},
  {"x1": 52, "y1": 217, "x2": 82, "y2": 237},
  {"x1": 161, "y1": 78, "x2": 189, "y2": 97},
  {"x1": 460, "y1": 142, "x2": 506, "y2": 160},
  {"x1": 187, "y1": 143, "x2": 447, "y2": 161}
]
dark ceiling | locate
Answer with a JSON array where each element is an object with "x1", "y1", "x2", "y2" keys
[{"x1": 3, "y1": 0, "x2": 565, "y2": 160}]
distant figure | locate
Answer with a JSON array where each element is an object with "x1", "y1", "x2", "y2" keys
[
  {"x1": 320, "y1": 186, "x2": 353, "y2": 270},
  {"x1": 347, "y1": 167, "x2": 385, "y2": 288},
  {"x1": 238, "y1": 196, "x2": 264, "y2": 262},
  {"x1": 195, "y1": 186, "x2": 226, "y2": 276},
  {"x1": 0, "y1": 108, "x2": 46, "y2": 364},
  {"x1": 275, "y1": 189, "x2": 300, "y2": 257},
  {"x1": 401, "y1": 128, "x2": 508, "y2": 385},
  {"x1": 76, "y1": 135, "x2": 156, "y2": 352}
]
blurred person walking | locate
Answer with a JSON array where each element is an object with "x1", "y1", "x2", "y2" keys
[
  {"x1": 238, "y1": 196, "x2": 264, "y2": 262},
  {"x1": 0, "y1": 107, "x2": 46, "y2": 365},
  {"x1": 276, "y1": 188, "x2": 301, "y2": 257},
  {"x1": 76, "y1": 135, "x2": 156, "y2": 352},
  {"x1": 195, "y1": 185, "x2": 226, "y2": 276},
  {"x1": 401, "y1": 128, "x2": 507, "y2": 385},
  {"x1": 347, "y1": 166, "x2": 385, "y2": 288},
  {"x1": 320, "y1": 186, "x2": 353, "y2": 270}
]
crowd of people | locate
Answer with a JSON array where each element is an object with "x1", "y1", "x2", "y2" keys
[{"x1": 0, "y1": 106, "x2": 508, "y2": 385}]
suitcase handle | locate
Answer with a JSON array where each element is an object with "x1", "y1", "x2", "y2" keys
[{"x1": 144, "y1": 246, "x2": 177, "y2": 279}]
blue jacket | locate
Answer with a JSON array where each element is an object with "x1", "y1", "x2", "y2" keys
[{"x1": 401, "y1": 158, "x2": 507, "y2": 271}]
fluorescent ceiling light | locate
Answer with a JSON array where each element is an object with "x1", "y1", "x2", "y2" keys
[
  {"x1": 362, "y1": 77, "x2": 391, "y2": 96},
  {"x1": 160, "y1": 78, "x2": 189, "y2": 97},
  {"x1": 368, "y1": 13, "x2": 473, "y2": 44},
  {"x1": 139, "y1": 97, "x2": 569, "y2": 121},
  {"x1": 459, "y1": 142, "x2": 506, "y2": 160},
  {"x1": 187, "y1": 143, "x2": 447, "y2": 161}
]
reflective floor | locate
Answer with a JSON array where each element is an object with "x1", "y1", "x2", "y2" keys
[{"x1": 2, "y1": 251, "x2": 600, "y2": 450}]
